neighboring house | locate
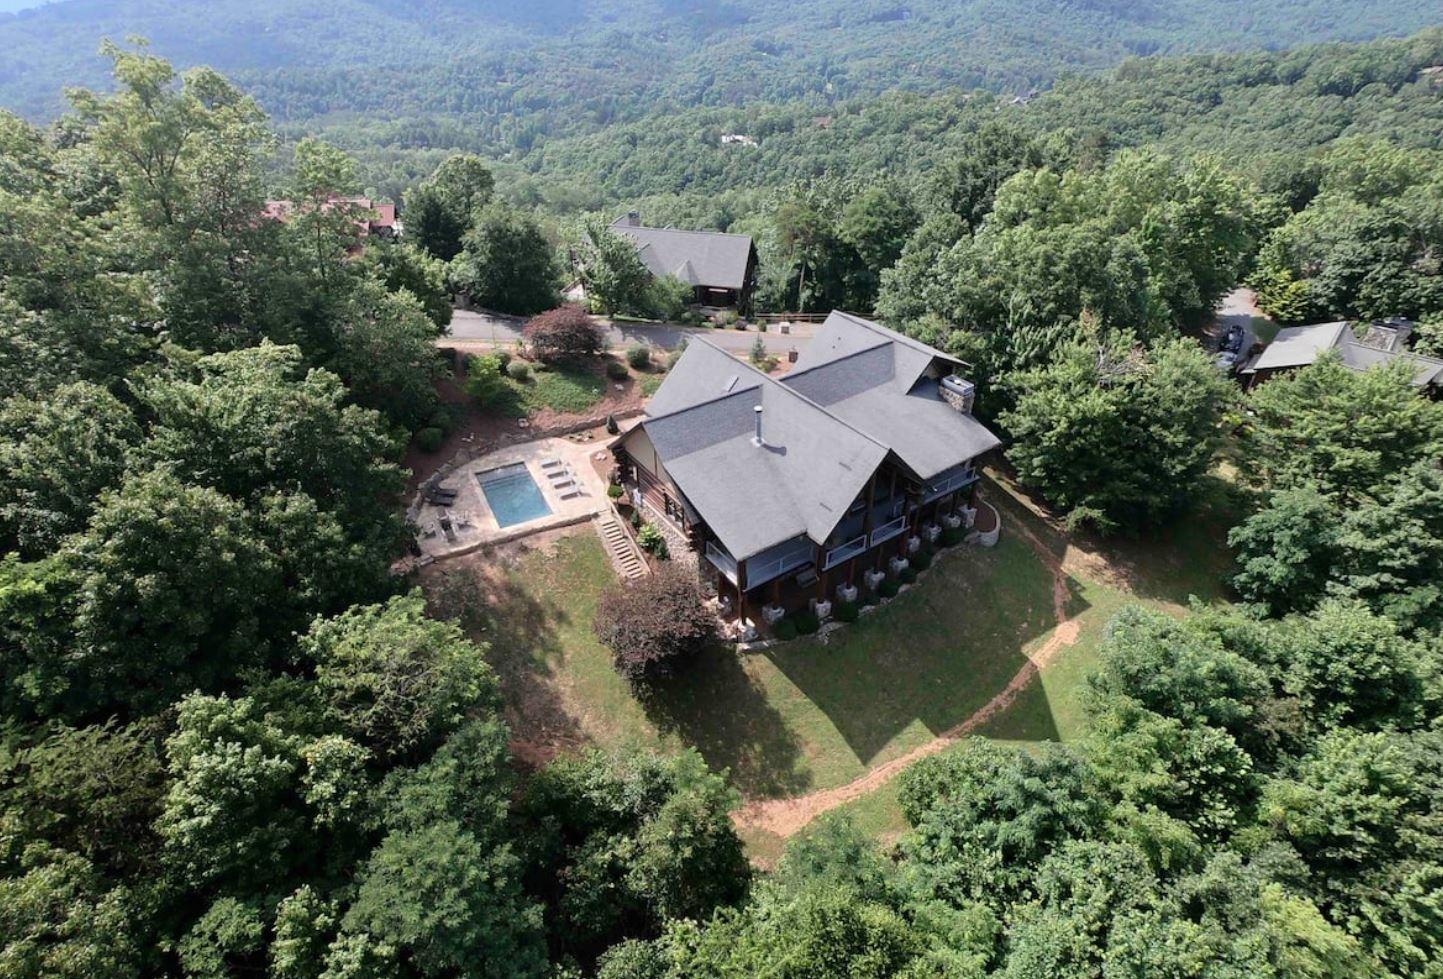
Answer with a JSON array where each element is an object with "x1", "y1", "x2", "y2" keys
[
  {"x1": 610, "y1": 212, "x2": 758, "y2": 314},
  {"x1": 613, "y1": 311, "x2": 1001, "y2": 625},
  {"x1": 263, "y1": 196, "x2": 401, "y2": 247},
  {"x1": 1239, "y1": 319, "x2": 1443, "y2": 392}
]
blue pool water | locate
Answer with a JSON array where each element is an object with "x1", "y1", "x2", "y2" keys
[{"x1": 477, "y1": 463, "x2": 553, "y2": 528}]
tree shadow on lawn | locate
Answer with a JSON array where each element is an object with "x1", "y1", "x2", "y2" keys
[
  {"x1": 423, "y1": 558, "x2": 591, "y2": 759},
  {"x1": 641, "y1": 645, "x2": 813, "y2": 800},
  {"x1": 758, "y1": 536, "x2": 1075, "y2": 771}
]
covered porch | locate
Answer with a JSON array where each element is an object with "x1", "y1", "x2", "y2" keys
[{"x1": 705, "y1": 479, "x2": 979, "y2": 633}]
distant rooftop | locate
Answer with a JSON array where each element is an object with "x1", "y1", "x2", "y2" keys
[
  {"x1": 1244, "y1": 320, "x2": 1443, "y2": 387},
  {"x1": 611, "y1": 213, "x2": 753, "y2": 291}
]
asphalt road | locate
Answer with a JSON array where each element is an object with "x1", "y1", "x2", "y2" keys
[{"x1": 445, "y1": 309, "x2": 813, "y2": 355}]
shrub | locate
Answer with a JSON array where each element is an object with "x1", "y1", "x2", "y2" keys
[
  {"x1": 523, "y1": 304, "x2": 605, "y2": 362},
  {"x1": 626, "y1": 344, "x2": 652, "y2": 370},
  {"x1": 414, "y1": 426, "x2": 445, "y2": 453},
  {"x1": 879, "y1": 579, "x2": 901, "y2": 598},
  {"x1": 645, "y1": 275, "x2": 693, "y2": 321},
  {"x1": 630, "y1": 509, "x2": 642, "y2": 529},
  {"x1": 607, "y1": 483, "x2": 624, "y2": 500},
  {"x1": 773, "y1": 619, "x2": 799, "y2": 641},
  {"x1": 495, "y1": 349, "x2": 512, "y2": 369},
  {"x1": 912, "y1": 549, "x2": 933, "y2": 571},
  {"x1": 593, "y1": 566, "x2": 716, "y2": 683},
  {"x1": 758, "y1": 322, "x2": 769, "y2": 332},
  {"x1": 605, "y1": 359, "x2": 630, "y2": 381},
  {"x1": 606, "y1": 414, "x2": 620, "y2": 434},
  {"x1": 900, "y1": 567, "x2": 918, "y2": 585},
  {"x1": 667, "y1": 348, "x2": 686, "y2": 370},
  {"x1": 464, "y1": 354, "x2": 506, "y2": 407},
  {"x1": 749, "y1": 336, "x2": 767, "y2": 365},
  {"x1": 715, "y1": 310, "x2": 738, "y2": 328},
  {"x1": 834, "y1": 601, "x2": 860, "y2": 623},
  {"x1": 505, "y1": 359, "x2": 531, "y2": 381},
  {"x1": 637, "y1": 523, "x2": 669, "y2": 559},
  {"x1": 794, "y1": 610, "x2": 821, "y2": 635},
  {"x1": 428, "y1": 409, "x2": 454, "y2": 435},
  {"x1": 940, "y1": 526, "x2": 965, "y2": 547}
]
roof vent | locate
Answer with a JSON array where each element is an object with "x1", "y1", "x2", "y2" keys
[
  {"x1": 752, "y1": 405, "x2": 765, "y2": 446},
  {"x1": 940, "y1": 375, "x2": 976, "y2": 414}
]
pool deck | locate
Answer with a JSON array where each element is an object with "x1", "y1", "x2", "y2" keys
[{"x1": 412, "y1": 436, "x2": 612, "y2": 559}]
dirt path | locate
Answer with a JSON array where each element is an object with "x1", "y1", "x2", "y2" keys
[{"x1": 730, "y1": 508, "x2": 1084, "y2": 840}]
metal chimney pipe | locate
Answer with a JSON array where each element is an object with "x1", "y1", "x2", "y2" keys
[{"x1": 753, "y1": 405, "x2": 764, "y2": 445}]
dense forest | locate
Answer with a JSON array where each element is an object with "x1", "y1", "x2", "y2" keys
[
  {"x1": 1, "y1": 0, "x2": 1439, "y2": 156},
  {"x1": 3, "y1": 10, "x2": 1443, "y2": 979}
]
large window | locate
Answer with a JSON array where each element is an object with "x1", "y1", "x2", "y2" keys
[
  {"x1": 823, "y1": 533, "x2": 868, "y2": 570},
  {"x1": 747, "y1": 537, "x2": 815, "y2": 588},
  {"x1": 870, "y1": 513, "x2": 908, "y2": 547},
  {"x1": 922, "y1": 465, "x2": 978, "y2": 503},
  {"x1": 705, "y1": 541, "x2": 738, "y2": 584}
]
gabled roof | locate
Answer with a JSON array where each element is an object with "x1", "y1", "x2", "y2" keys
[
  {"x1": 629, "y1": 313, "x2": 1001, "y2": 561},
  {"x1": 787, "y1": 313, "x2": 999, "y2": 480},
  {"x1": 644, "y1": 338, "x2": 760, "y2": 417},
  {"x1": 1248, "y1": 322, "x2": 1350, "y2": 372},
  {"x1": 611, "y1": 216, "x2": 754, "y2": 290},
  {"x1": 638, "y1": 346, "x2": 886, "y2": 559},
  {"x1": 1245, "y1": 320, "x2": 1443, "y2": 387}
]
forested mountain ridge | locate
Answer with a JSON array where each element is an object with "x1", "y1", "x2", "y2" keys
[
  {"x1": 1, "y1": 0, "x2": 1438, "y2": 146},
  {"x1": 506, "y1": 28, "x2": 1443, "y2": 215}
]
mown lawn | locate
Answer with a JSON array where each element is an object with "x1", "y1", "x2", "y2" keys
[
  {"x1": 461, "y1": 522, "x2": 1112, "y2": 800},
  {"x1": 434, "y1": 469, "x2": 1246, "y2": 855}
]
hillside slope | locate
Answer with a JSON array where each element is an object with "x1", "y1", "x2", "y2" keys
[{"x1": 1, "y1": 0, "x2": 1437, "y2": 138}]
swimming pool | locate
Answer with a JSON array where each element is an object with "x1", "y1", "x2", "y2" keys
[{"x1": 476, "y1": 463, "x2": 553, "y2": 528}]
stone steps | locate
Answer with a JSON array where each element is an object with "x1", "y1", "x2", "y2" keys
[{"x1": 596, "y1": 514, "x2": 648, "y2": 580}]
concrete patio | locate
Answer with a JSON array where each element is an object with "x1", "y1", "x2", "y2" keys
[{"x1": 413, "y1": 436, "x2": 612, "y2": 559}]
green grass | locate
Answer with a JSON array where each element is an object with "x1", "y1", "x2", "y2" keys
[
  {"x1": 462, "y1": 534, "x2": 666, "y2": 752},
  {"x1": 466, "y1": 527, "x2": 1096, "y2": 800},
  {"x1": 440, "y1": 470, "x2": 1244, "y2": 859},
  {"x1": 639, "y1": 371, "x2": 667, "y2": 396},
  {"x1": 499, "y1": 359, "x2": 610, "y2": 416}
]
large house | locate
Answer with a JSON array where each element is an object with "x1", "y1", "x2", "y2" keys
[
  {"x1": 611, "y1": 212, "x2": 758, "y2": 314},
  {"x1": 613, "y1": 311, "x2": 1001, "y2": 624},
  {"x1": 1240, "y1": 319, "x2": 1443, "y2": 392}
]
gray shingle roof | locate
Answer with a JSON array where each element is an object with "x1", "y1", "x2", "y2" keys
[
  {"x1": 1337, "y1": 340, "x2": 1443, "y2": 386},
  {"x1": 611, "y1": 217, "x2": 754, "y2": 290},
  {"x1": 644, "y1": 338, "x2": 759, "y2": 417},
  {"x1": 642, "y1": 352, "x2": 886, "y2": 559},
  {"x1": 1248, "y1": 322, "x2": 1350, "y2": 372},
  {"x1": 1245, "y1": 320, "x2": 1443, "y2": 387},
  {"x1": 631, "y1": 312, "x2": 1001, "y2": 560}
]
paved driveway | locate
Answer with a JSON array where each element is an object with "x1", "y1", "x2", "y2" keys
[{"x1": 446, "y1": 309, "x2": 812, "y2": 356}]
